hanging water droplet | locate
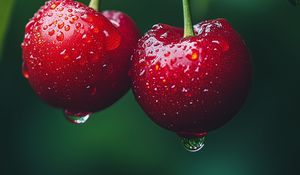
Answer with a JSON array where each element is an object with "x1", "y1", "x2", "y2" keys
[
  {"x1": 181, "y1": 136, "x2": 205, "y2": 152},
  {"x1": 64, "y1": 109, "x2": 91, "y2": 124}
]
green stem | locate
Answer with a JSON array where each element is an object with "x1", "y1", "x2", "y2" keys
[
  {"x1": 183, "y1": 0, "x2": 195, "y2": 37},
  {"x1": 89, "y1": 0, "x2": 100, "y2": 11}
]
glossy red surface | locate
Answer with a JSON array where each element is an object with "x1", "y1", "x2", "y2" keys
[
  {"x1": 22, "y1": 0, "x2": 140, "y2": 113},
  {"x1": 131, "y1": 19, "x2": 252, "y2": 137}
]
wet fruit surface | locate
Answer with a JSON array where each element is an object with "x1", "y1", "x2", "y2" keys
[
  {"x1": 22, "y1": 0, "x2": 140, "y2": 114},
  {"x1": 131, "y1": 19, "x2": 252, "y2": 137}
]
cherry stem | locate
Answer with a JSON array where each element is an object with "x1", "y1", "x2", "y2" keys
[
  {"x1": 183, "y1": 0, "x2": 195, "y2": 38},
  {"x1": 89, "y1": 0, "x2": 100, "y2": 11}
]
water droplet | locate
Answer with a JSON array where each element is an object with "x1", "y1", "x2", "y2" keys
[
  {"x1": 58, "y1": 7, "x2": 64, "y2": 11},
  {"x1": 181, "y1": 136, "x2": 205, "y2": 152},
  {"x1": 155, "y1": 64, "x2": 160, "y2": 71},
  {"x1": 171, "y1": 58, "x2": 177, "y2": 65},
  {"x1": 103, "y1": 30, "x2": 109, "y2": 37},
  {"x1": 60, "y1": 49, "x2": 67, "y2": 55},
  {"x1": 182, "y1": 88, "x2": 188, "y2": 93},
  {"x1": 103, "y1": 28, "x2": 121, "y2": 51},
  {"x1": 93, "y1": 27, "x2": 99, "y2": 33},
  {"x1": 187, "y1": 49, "x2": 199, "y2": 61},
  {"x1": 76, "y1": 55, "x2": 82, "y2": 60},
  {"x1": 56, "y1": 31, "x2": 64, "y2": 41},
  {"x1": 139, "y1": 69, "x2": 145, "y2": 76},
  {"x1": 72, "y1": 16, "x2": 79, "y2": 21},
  {"x1": 47, "y1": 12, "x2": 53, "y2": 17},
  {"x1": 43, "y1": 25, "x2": 48, "y2": 30},
  {"x1": 164, "y1": 52, "x2": 171, "y2": 57},
  {"x1": 50, "y1": 2, "x2": 60, "y2": 10},
  {"x1": 64, "y1": 25, "x2": 70, "y2": 31},
  {"x1": 81, "y1": 14, "x2": 93, "y2": 22},
  {"x1": 50, "y1": 4, "x2": 57, "y2": 10},
  {"x1": 69, "y1": 19, "x2": 75, "y2": 24},
  {"x1": 64, "y1": 109, "x2": 91, "y2": 124},
  {"x1": 102, "y1": 64, "x2": 113, "y2": 76},
  {"x1": 48, "y1": 29, "x2": 55, "y2": 36},
  {"x1": 22, "y1": 62, "x2": 29, "y2": 79},
  {"x1": 58, "y1": 21, "x2": 64, "y2": 29},
  {"x1": 82, "y1": 34, "x2": 92, "y2": 43},
  {"x1": 75, "y1": 23, "x2": 81, "y2": 29}
]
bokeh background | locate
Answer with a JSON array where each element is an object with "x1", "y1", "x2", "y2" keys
[{"x1": 0, "y1": 0, "x2": 299, "y2": 174}]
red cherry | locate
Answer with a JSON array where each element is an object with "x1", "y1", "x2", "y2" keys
[
  {"x1": 131, "y1": 19, "x2": 251, "y2": 150},
  {"x1": 21, "y1": 0, "x2": 140, "y2": 119}
]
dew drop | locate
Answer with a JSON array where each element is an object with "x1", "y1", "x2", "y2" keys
[
  {"x1": 181, "y1": 136, "x2": 205, "y2": 152},
  {"x1": 139, "y1": 69, "x2": 145, "y2": 76},
  {"x1": 43, "y1": 25, "x2": 48, "y2": 30},
  {"x1": 47, "y1": 12, "x2": 53, "y2": 17},
  {"x1": 93, "y1": 27, "x2": 99, "y2": 33},
  {"x1": 81, "y1": 14, "x2": 93, "y2": 22},
  {"x1": 56, "y1": 31, "x2": 64, "y2": 41},
  {"x1": 58, "y1": 21, "x2": 64, "y2": 29},
  {"x1": 155, "y1": 64, "x2": 160, "y2": 71},
  {"x1": 60, "y1": 49, "x2": 67, "y2": 55},
  {"x1": 69, "y1": 19, "x2": 75, "y2": 24},
  {"x1": 58, "y1": 7, "x2": 64, "y2": 11},
  {"x1": 64, "y1": 109, "x2": 91, "y2": 124},
  {"x1": 48, "y1": 29, "x2": 55, "y2": 36},
  {"x1": 103, "y1": 30, "x2": 109, "y2": 37},
  {"x1": 72, "y1": 16, "x2": 79, "y2": 21},
  {"x1": 82, "y1": 34, "x2": 92, "y2": 43},
  {"x1": 64, "y1": 25, "x2": 70, "y2": 31},
  {"x1": 76, "y1": 55, "x2": 82, "y2": 60},
  {"x1": 187, "y1": 49, "x2": 199, "y2": 61},
  {"x1": 170, "y1": 58, "x2": 177, "y2": 65},
  {"x1": 22, "y1": 62, "x2": 29, "y2": 79},
  {"x1": 164, "y1": 52, "x2": 171, "y2": 57},
  {"x1": 75, "y1": 23, "x2": 81, "y2": 29},
  {"x1": 182, "y1": 88, "x2": 188, "y2": 93},
  {"x1": 50, "y1": 4, "x2": 57, "y2": 10}
]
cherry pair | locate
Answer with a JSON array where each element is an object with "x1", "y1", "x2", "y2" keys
[{"x1": 22, "y1": 0, "x2": 252, "y2": 152}]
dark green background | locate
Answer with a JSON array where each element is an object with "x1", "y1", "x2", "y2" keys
[{"x1": 0, "y1": 0, "x2": 299, "y2": 174}]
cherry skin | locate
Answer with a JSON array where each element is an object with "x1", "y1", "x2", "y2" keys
[
  {"x1": 22, "y1": 0, "x2": 140, "y2": 114},
  {"x1": 131, "y1": 19, "x2": 252, "y2": 138}
]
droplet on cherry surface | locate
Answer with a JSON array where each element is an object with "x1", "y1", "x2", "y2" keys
[
  {"x1": 22, "y1": 62, "x2": 29, "y2": 79},
  {"x1": 181, "y1": 136, "x2": 206, "y2": 152},
  {"x1": 64, "y1": 109, "x2": 91, "y2": 124}
]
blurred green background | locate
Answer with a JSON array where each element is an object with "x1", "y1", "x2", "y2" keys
[{"x1": 0, "y1": 0, "x2": 299, "y2": 174}]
